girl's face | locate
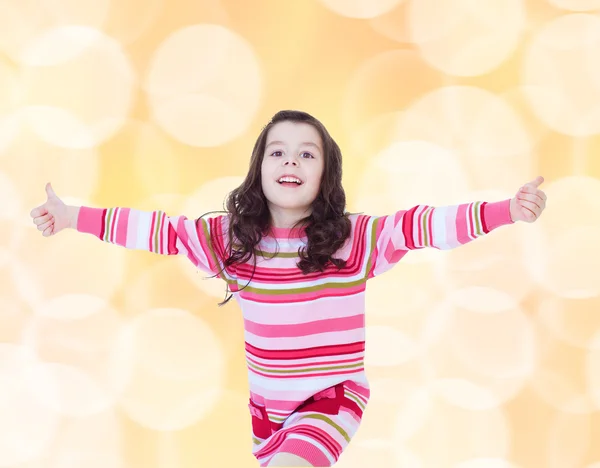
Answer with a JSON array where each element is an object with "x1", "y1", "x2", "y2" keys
[{"x1": 260, "y1": 121, "x2": 325, "y2": 228}]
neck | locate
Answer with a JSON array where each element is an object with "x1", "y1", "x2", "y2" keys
[{"x1": 268, "y1": 208, "x2": 311, "y2": 231}]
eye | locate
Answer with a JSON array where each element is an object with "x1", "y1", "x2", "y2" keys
[{"x1": 269, "y1": 150, "x2": 315, "y2": 159}]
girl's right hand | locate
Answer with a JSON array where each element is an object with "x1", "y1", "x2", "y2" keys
[{"x1": 30, "y1": 183, "x2": 71, "y2": 237}]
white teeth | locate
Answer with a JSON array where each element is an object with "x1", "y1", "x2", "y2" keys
[{"x1": 278, "y1": 177, "x2": 302, "y2": 184}]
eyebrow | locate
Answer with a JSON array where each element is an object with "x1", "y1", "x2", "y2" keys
[{"x1": 266, "y1": 140, "x2": 321, "y2": 151}]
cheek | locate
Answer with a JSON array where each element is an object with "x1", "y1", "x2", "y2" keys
[{"x1": 260, "y1": 175, "x2": 274, "y2": 197}]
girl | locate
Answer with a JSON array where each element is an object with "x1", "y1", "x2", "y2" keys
[{"x1": 30, "y1": 110, "x2": 547, "y2": 467}]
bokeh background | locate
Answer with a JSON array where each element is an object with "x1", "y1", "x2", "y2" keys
[{"x1": 1, "y1": 0, "x2": 600, "y2": 466}]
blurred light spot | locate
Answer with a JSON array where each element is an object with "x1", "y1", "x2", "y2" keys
[
  {"x1": 0, "y1": 344, "x2": 60, "y2": 465},
  {"x1": 145, "y1": 25, "x2": 262, "y2": 147},
  {"x1": 112, "y1": 308, "x2": 225, "y2": 430},
  {"x1": 408, "y1": 0, "x2": 525, "y2": 76},
  {"x1": 22, "y1": 26, "x2": 135, "y2": 148},
  {"x1": 522, "y1": 14, "x2": 600, "y2": 136}
]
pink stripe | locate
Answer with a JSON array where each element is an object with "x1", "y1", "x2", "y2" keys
[
  {"x1": 257, "y1": 423, "x2": 307, "y2": 459},
  {"x1": 286, "y1": 425, "x2": 342, "y2": 459},
  {"x1": 239, "y1": 283, "x2": 366, "y2": 304},
  {"x1": 148, "y1": 211, "x2": 157, "y2": 251},
  {"x1": 467, "y1": 203, "x2": 475, "y2": 239},
  {"x1": 243, "y1": 294, "x2": 364, "y2": 325},
  {"x1": 392, "y1": 211, "x2": 407, "y2": 243},
  {"x1": 109, "y1": 208, "x2": 119, "y2": 243},
  {"x1": 251, "y1": 219, "x2": 365, "y2": 279},
  {"x1": 277, "y1": 437, "x2": 331, "y2": 466},
  {"x1": 257, "y1": 398, "x2": 305, "y2": 412},
  {"x1": 167, "y1": 223, "x2": 178, "y2": 254},
  {"x1": 257, "y1": 423, "x2": 341, "y2": 460},
  {"x1": 341, "y1": 407, "x2": 362, "y2": 424},
  {"x1": 344, "y1": 386, "x2": 369, "y2": 405},
  {"x1": 249, "y1": 386, "x2": 332, "y2": 404},
  {"x1": 249, "y1": 366, "x2": 364, "y2": 380},
  {"x1": 158, "y1": 212, "x2": 166, "y2": 254},
  {"x1": 415, "y1": 206, "x2": 425, "y2": 247},
  {"x1": 246, "y1": 354, "x2": 362, "y2": 369},
  {"x1": 116, "y1": 208, "x2": 130, "y2": 247},
  {"x1": 455, "y1": 203, "x2": 471, "y2": 245},
  {"x1": 175, "y1": 217, "x2": 201, "y2": 267},
  {"x1": 195, "y1": 218, "x2": 216, "y2": 271},
  {"x1": 244, "y1": 314, "x2": 364, "y2": 338},
  {"x1": 76, "y1": 206, "x2": 102, "y2": 234},
  {"x1": 483, "y1": 199, "x2": 513, "y2": 230},
  {"x1": 246, "y1": 329, "x2": 365, "y2": 351},
  {"x1": 246, "y1": 340, "x2": 364, "y2": 360}
]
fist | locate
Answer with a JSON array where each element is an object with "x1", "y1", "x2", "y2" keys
[{"x1": 510, "y1": 176, "x2": 547, "y2": 223}]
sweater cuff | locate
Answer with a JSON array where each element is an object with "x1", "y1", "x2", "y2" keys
[
  {"x1": 77, "y1": 206, "x2": 105, "y2": 236},
  {"x1": 483, "y1": 198, "x2": 514, "y2": 232}
]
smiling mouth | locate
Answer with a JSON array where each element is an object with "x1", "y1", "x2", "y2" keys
[
  {"x1": 277, "y1": 177, "x2": 303, "y2": 186},
  {"x1": 278, "y1": 181, "x2": 303, "y2": 187}
]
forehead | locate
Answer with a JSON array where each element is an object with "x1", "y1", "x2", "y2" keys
[{"x1": 266, "y1": 121, "x2": 322, "y2": 147}]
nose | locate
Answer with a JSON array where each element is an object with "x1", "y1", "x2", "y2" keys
[{"x1": 283, "y1": 159, "x2": 298, "y2": 166}]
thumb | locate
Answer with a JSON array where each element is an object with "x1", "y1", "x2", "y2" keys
[
  {"x1": 45, "y1": 182, "x2": 56, "y2": 199},
  {"x1": 525, "y1": 176, "x2": 544, "y2": 188}
]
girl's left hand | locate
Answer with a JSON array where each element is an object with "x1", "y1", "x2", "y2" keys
[{"x1": 510, "y1": 176, "x2": 547, "y2": 223}]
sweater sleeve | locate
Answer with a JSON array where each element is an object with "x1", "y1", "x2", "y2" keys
[
  {"x1": 76, "y1": 206, "x2": 232, "y2": 278},
  {"x1": 367, "y1": 199, "x2": 514, "y2": 278}
]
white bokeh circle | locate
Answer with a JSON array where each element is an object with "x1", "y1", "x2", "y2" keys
[
  {"x1": 23, "y1": 362, "x2": 114, "y2": 417},
  {"x1": 392, "y1": 381, "x2": 511, "y2": 465},
  {"x1": 111, "y1": 308, "x2": 225, "y2": 430},
  {"x1": 522, "y1": 13, "x2": 600, "y2": 136},
  {"x1": 447, "y1": 287, "x2": 537, "y2": 379},
  {"x1": 521, "y1": 176, "x2": 600, "y2": 298},
  {"x1": 145, "y1": 24, "x2": 263, "y2": 147},
  {"x1": 546, "y1": 409, "x2": 592, "y2": 468},
  {"x1": 418, "y1": 294, "x2": 532, "y2": 409},
  {"x1": 537, "y1": 295, "x2": 600, "y2": 350},
  {"x1": 395, "y1": 86, "x2": 535, "y2": 191},
  {"x1": 408, "y1": 0, "x2": 525, "y2": 76},
  {"x1": 432, "y1": 378, "x2": 501, "y2": 411},
  {"x1": 365, "y1": 325, "x2": 418, "y2": 367},
  {"x1": 0, "y1": 344, "x2": 61, "y2": 465},
  {"x1": 20, "y1": 294, "x2": 125, "y2": 416},
  {"x1": 586, "y1": 329, "x2": 600, "y2": 410},
  {"x1": 21, "y1": 26, "x2": 135, "y2": 148},
  {"x1": 548, "y1": 0, "x2": 600, "y2": 11},
  {"x1": 121, "y1": 308, "x2": 224, "y2": 381},
  {"x1": 356, "y1": 139, "x2": 470, "y2": 266},
  {"x1": 0, "y1": 0, "x2": 110, "y2": 62}
]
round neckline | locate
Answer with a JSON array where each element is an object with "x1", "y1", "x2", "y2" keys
[{"x1": 267, "y1": 225, "x2": 307, "y2": 239}]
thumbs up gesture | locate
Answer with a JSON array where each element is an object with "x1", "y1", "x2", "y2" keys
[
  {"x1": 30, "y1": 183, "x2": 72, "y2": 237},
  {"x1": 509, "y1": 176, "x2": 547, "y2": 223}
]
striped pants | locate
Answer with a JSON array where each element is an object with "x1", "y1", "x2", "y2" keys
[{"x1": 249, "y1": 381, "x2": 368, "y2": 467}]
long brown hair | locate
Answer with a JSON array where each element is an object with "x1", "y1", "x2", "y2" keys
[{"x1": 203, "y1": 110, "x2": 354, "y2": 306}]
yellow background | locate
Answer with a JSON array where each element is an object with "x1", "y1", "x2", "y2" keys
[{"x1": 2, "y1": 0, "x2": 600, "y2": 467}]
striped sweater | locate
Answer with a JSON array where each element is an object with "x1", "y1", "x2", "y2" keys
[{"x1": 76, "y1": 198, "x2": 514, "y2": 449}]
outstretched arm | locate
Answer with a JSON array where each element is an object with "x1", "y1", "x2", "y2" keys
[
  {"x1": 367, "y1": 176, "x2": 547, "y2": 277},
  {"x1": 31, "y1": 183, "x2": 232, "y2": 279}
]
